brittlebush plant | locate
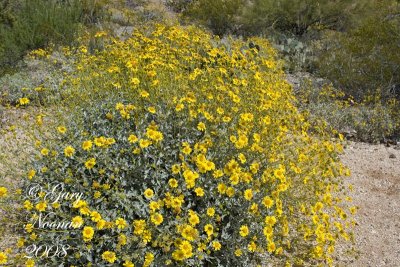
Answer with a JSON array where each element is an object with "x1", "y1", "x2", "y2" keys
[{"x1": 11, "y1": 24, "x2": 355, "y2": 266}]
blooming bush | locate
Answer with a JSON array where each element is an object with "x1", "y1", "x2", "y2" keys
[{"x1": 14, "y1": 24, "x2": 355, "y2": 266}]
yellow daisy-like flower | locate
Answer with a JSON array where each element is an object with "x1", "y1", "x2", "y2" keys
[
  {"x1": 25, "y1": 259, "x2": 35, "y2": 267},
  {"x1": 212, "y1": 241, "x2": 221, "y2": 251},
  {"x1": 197, "y1": 122, "x2": 206, "y2": 131},
  {"x1": 19, "y1": 97, "x2": 30, "y2": 105},
  {"x1": 151, "y1": 213, "x2": 163, "y2": 226},
  {"x1": 194, "y1": 187, "x2": 204, "y2": 196},
  {"x1": 0, "y1": 187, "x2": 8, "y2": 198},
  {"x1": 239, "y1": 225, "x2": 249, "y2": 237},
  {"x1": 27, "y1": 169, "x2": 36, "y2": 180},
  {"x1": 82, "y1": 140, "x2": 93, "y2": 151},
  {"x1": 35, "y1": 201, "x2": 47, "y2": 212},
  {"x1": 265, "y1": 215, "x2": 277, "y2": 226},
  {"x1": 57, "y1": 126, "x2": 67, "y2": 134},
  {"x1": 71, "y1": 216, "x2": 84, "y2": 228},
  {"x1": 243, "y1": 189, "x2": 253, "y2": 201},
  {"x1": 0, "y1": 252, "x2": 7, "y2": 264},
  {"x1": 123, "y1": 260, "x2": 135, "y2": 267},
  {"x1": 148, "y1": 106, "x2": 156, "y2": 113},
  {"x1": 204, "y1": 224, "x2": 213, "y2": 236},
  {"x1": 262, "y1": 196, "x2": 274, "y2": 208},
  {"x1": 64, "y1": 145, "x2": 75, "y2": 157},
  {"x1": 128, "y1": 134, "x2": 138, "y2": 143},
  {"x1": 115, "y1": 217, "x2": 128, "y2": 229},
  {"x1": 207, "y1": 207, "x2": 215, "y2": 217},
  {"x1": 40, "y1": 148, "x2": 49, "y2": 156},
  {"x1": 82, "y1": 226, "x2": 94, "y2": 241},
  {"x1": 168, "y1": 178, "x2": 178, "y2": 188},
  {"x1": 102, "y1": 251, "x2": 117, "y2": 263},
  {"x1": 144, "y1": 188, "x2": 154, "y2": 199},
  {"x1": 85, "y1": 158, "x2": 96, "y2": 169},
  {"x1": 131, "y1": 77, "x2": 140, "y2": 85}
]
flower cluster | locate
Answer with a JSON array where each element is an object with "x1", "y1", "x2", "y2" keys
[{"x1": 16, "y1": 24, "x2": 355, "y2": 266}]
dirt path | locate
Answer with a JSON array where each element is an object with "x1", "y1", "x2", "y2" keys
[{"x1": 340, "y1": 142, "x2": 400, "y2": 267}]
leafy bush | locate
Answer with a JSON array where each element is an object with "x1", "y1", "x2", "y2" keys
[
  {"x1": 315, "y1": 1, "x2": 400, "y2": 101},
  {"x1": 6, "y1": 24, "x2": 356, "y2": 267},
  {"x1": 295, "y1": 78, "x2": 400, "y2": 142},
  {"x1": 0, "y1": 0, "x2": 108, "y2": 71},
  {"x1": 182, "y1": 0, "x2": 244, "y2": 36},
  {"x1": 240, "y1": 0, "x2": 355, "y2": 36},
  {"x1": 182, "y1": 0, "x2": 356, "y2": 36}
]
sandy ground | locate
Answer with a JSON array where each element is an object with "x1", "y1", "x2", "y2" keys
[{"x1": 339, "y1": 141, "x2": 400, "y2": 267}]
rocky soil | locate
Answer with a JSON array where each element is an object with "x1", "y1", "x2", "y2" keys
[{"x1": 339, "y1": 141, "x2": 400, "y2": 267}]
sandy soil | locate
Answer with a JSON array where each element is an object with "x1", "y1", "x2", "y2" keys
[{"x1": 339, "y1": 141, "x2": 400, "y2": 267}]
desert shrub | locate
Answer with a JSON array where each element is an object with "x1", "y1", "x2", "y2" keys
[
  {"x1": 7, "y1": 24, "x2": 356, "y2": 267},
  {"x1": 240, "y1": 0, "x2": 355, "y2": 36},
  {"x1": 315, "y1": 1, "x2": 400, "y2": 102},
  {"x1": 295, "y1": 79, "x2": 400, "y2": 142},
  {"x1": 182, "y1": 0, "x2": 357, "y2": 36},
  {"x1": 165, "y1": 0, "x2": 195, "y2": 12},
  {"x1": 182, "y1": 0, "x2": 245, "y2": 36},
  {"x1": 0, "y1": 0, "x2": 108, "y2": 70}
]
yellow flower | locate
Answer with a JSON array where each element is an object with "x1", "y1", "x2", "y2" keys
[
  {"x1": 194, "y1": 187, "x2": 204, "y2": 197},
  {"x1": 139, "y1": 139, "x2": 152, "y2": 148},
  {"x1": 243, "y1": 189, "x2": 253, "y2": 201},
  {"x1": 35, "y1": 201, "x2": 47, "y2": 212},
  {"x1": 148, "y1": 106, "x2": 156, "y2": 113},
  {"x1": 172, "y1": 250, "x2": 185, "y2": 261},
  {"x1": 265, "y1": 216, "x2": 277, "y2": 226},
  {"x1": 144, "y1": 188, "x2": 154, "y2": 199},
  {"x1": 25, "y1": 223, "x2": 33, "y2": 233},
  {"x1": 235, "y1": 249, "x2": 242, "y2": 257},
  {"x1": 25, "y1": 259, "x2": 35, "y2": 267},
  {"x1": 64, "y1": 145, "x2": 75, "y2": 157},
  {"x1": 212, "y1": 241, "x2": 221, "y2": 251},
  {"x1": 57, "y1": 126, "x2": 67, "y2": 134},
  {"x1": 40, "y1": 148, "x2": 49, "y2": 156},
  {"x1": 248, "y1": 241, "x2": 257, "y2": 252},
  {"x1": 128, "y1": 134, "x2": 138, "y2": 143},
  {"x1": 239, "y1": 225, "x2": 249, "y2": 237},
  {"x1": 123, "y1": 260, "x2": 135, "y2": 267},
  {"x1": 71, "y1": 216, "x2": 84, "y2": 228},
  {"x1": 197, "y1": 122, "x2": 206, "y2": 131},
  {"x1": 151, "y1": 213, "x2": 163, "y2": 226},
  {"x1": 204, "y1": 224, "x2": 213, "y2": 236},
  {"x1": 179, "y1": 241, "x2": 193, "y2": 258},
  {"x1": 0, "y1": 187, "x2": 8, "y2": 198},
  {"x1": 0, "y1": 252, "x2": 7, "y2": 264},
  {"x1": 262, "y1": 196, "x2": 274, "y2": 208},
  {"x1": 102, "y1": 251, "x2": 117, "y2": 263},
  {"x1": 27, "y1": 169, "x2": 36, "y2": 180},
  {"x1": 206, "y1": 207, "x2": 215, "y2": 217},
  {"x1": 24, "y1": 200, "x2": 33, "y2": 210},
  {"x1": 115, "y1": 217, "x2": 127, "y2": 229},
  {"x1": 140, "y1": 90, "x2": 149, "y2": 98},
  {"x1": 90, "y1": 211, "x2": 102, "y2": 222},
  {"x1": 19, "y1": 97, "x2": 30, "y2": 105},
  {"x1": 168, "y1": 178, "x2": 178, "y2": 188},
  {"x1": 82, "y1": 226, "x2": 95, "y2": 241},
  {"x1": 85, "y1": 158, "x2": 96, "y2": 169},
  {"x1": 131, "y1": 78, "x2": 140, "y2": 86},
  {"x1": 82, "y1": 140, "x2": 93, "y2": 151}
]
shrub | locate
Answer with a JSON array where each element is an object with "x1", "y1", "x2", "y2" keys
[
  {"x1": 182, "y1": 0, "x2": 245, "y2": 36},
  {"x1": 240, "y1": 0, "x2": 355, "y2": 36},
  {"x1": 0, "y1": 0, "x2": 108, "y2": 71},
  {"x1": 295, "y1": 78, "x2": 400, "y2": 142},
  {"x1": 10, "y1": 24, "x2": 355, "y2": 266},
  {"x1": 315, "y1": 1, "x2": 400, "y2": 101}
]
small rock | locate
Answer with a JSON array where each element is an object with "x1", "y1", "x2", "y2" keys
[{"x1": 389, "y1": 153, "x2": 396, "y2": 159}]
